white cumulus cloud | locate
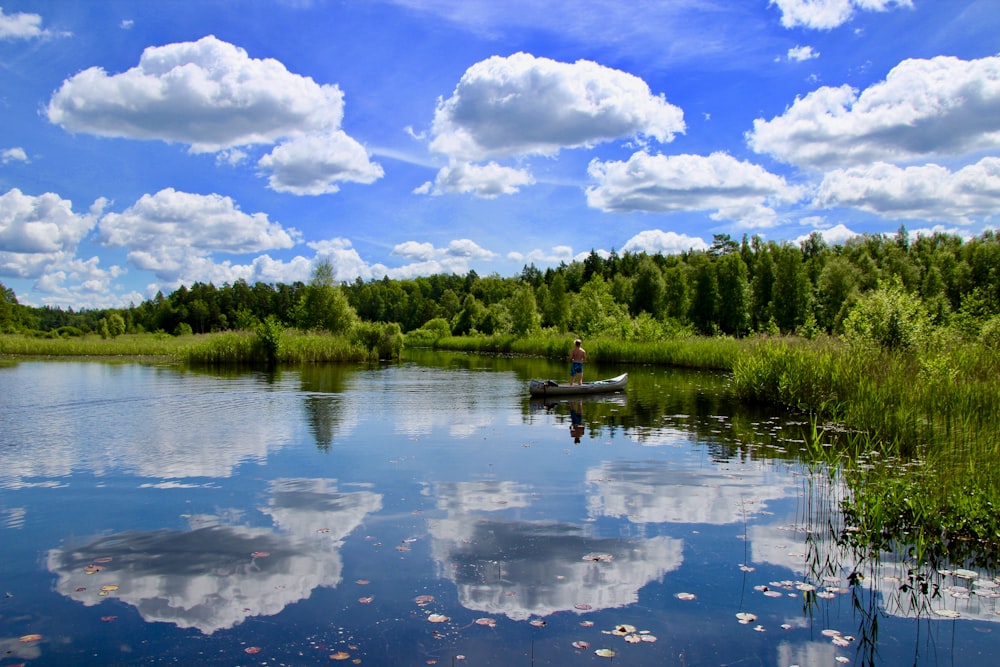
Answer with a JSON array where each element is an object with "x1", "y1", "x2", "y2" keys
[
  {"x1": 622, "y1": 229, "x2": 709, "y2": 255},
  {"x1": 0, "y1": 6, "x2": 54, "y2": 40},
  {"x1": 0, "y1": 188, "x2": 98, "y2": 278},
  {"x1": 422, "y1": 161, "x2": 534, "y2": 198},
  {"x1": 258, "y1": 131, "x2": 384, "y2": 195},
  {"x1": 2, "y1": 147, "x2": 28, "y2": 164},
  {"x1": 787, "y1": 45, "x2": 819, "y2": 62},
  {"x1": 770, "y1": 0, "x2": 912, "y2": 31},
  {"x1": 47, "y1": 35, "x2": 343, "y2": 152},
  {"x1": 45, "y1": 35, "x2": 381, "y2": 196},
  {"x1": 748, "y1": 55, "x2": 1000, "y2": 168},
  {"x1": 430, "y1": 52, "x2": 684, "y2": 162},
  {"x1": 586, "y1": 151, "x2": 803, "y2": 227},
  {"x1": 99, "y1": 188, "x2": 300, "y2": 282},
  {"x1": 815, "y1": 157, "x2": 1000, "y2": 224}
]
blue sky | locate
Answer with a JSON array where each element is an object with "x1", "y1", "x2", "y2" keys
[{"x1": 1, "y1": 0, "x2": 998, "y2": 309}]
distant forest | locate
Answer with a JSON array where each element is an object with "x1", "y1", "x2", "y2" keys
[{"x1": 3, "y1": 228, "x2": 999, "y2": 342}]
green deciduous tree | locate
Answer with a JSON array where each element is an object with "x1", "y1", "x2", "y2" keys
[
  {"x1": 841, "y1": 276, "x2": 927, "y2": 351},
  {"x1": 297, "y1": 259, "x2": 358, "y2": 334},
  {"x1": 508, "y1": 286, "x2": 540, "y2": 336}
]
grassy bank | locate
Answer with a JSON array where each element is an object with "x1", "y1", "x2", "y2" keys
[
  {"x1": 430, "y1": 332, "x2": 744, "y2": 369},
  {"x1": 0, "y1": 331, "x2": 373, "y2": 364}
]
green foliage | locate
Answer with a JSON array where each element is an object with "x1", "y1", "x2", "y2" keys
[
  {"x1": 981, "y1": 314, "x2": 1000, "y2": 349},
  {"x1": 107, "y1": 313, "x2": 126, "y2": 338},
  {"x1": 507, "y1": 285, "x2": 541, "y2": 335},
  {"x1": 351, "y1": 321, "x2": 403, "y2": 360},
  {"x1": 841, "y1": 276, "x2": 927, "y2": 351},
  {"x1": 174, "y1": 322, "x2": 193, "y2": 336},
  {"x1": 254, "y1": 315, "x2": 283, "y2": 365},
  {"x1": 297, "y1": 260, "x2": 358, "y2": 334}
]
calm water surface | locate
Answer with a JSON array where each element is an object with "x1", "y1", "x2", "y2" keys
[{"x1": 1, "y1": 352, "x2": 997, "y2": 666}]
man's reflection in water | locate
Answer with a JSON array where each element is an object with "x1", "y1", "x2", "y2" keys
[{"x1": 570, "y1": 401, "x2": 585, "y2": 444}]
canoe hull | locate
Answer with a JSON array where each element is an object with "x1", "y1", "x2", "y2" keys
[{"x1": 528, "y1": 373, "x2": 628, "y2": 397}]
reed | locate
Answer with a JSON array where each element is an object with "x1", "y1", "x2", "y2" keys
[
  {"x1": 0, "y1": 332, "x2": 189, "y2": 357},
  {"x1": 432, "y1": 332, "x2": 746, "y2": 369},
  {"x1": 732, "y1": 335, "x2": 1000, "y2": 559}
]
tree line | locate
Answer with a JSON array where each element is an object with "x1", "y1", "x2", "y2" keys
[{"x1": 2, "y1": 227, "x2": 999, "y2": 343}]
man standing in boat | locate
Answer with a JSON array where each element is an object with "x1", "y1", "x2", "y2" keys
[{"x1": 570, "y1": 339, "x2": 587, "y2": 385}]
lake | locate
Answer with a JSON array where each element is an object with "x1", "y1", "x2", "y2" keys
[{"x1": 1, "y1": 351, "x2": 998, "y2": 666}]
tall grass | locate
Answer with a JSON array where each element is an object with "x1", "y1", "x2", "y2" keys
[
  {"x1": 732, "y1": 335, "x2": 1000, "y2": 559},
  {"x1": 183, "y1": 330, "x2": 370, "y2": 365},
  {"x1": 1, "y1": 331, "x2": 374, "y2": 365},
  {"x1": 432, "y1": 332, "x2": 744, "y2": 369},
  {"x1": 0, "y1": 332, "x2": 190, "y2": 357}
]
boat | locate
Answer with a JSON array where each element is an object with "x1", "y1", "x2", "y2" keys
[{"x1": 528, "y1": 373, "x2": 628, "y2": 397}]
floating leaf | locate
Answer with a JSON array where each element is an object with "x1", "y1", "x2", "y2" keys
[
  {"x1": 611, "y1": 624, "x2": 636, "y2": 636},
  {"x1": 572, "y1": 641, "x2": 590, "y2": 649},
  {"x1": 93, "y1": 557, "x2": 113, "y2": 564},
  {"x1": 330, "y1": 651, "x2": 351, "y2": 660},
  {"x1": 19, "y1": 634, "x2": 42, "y2": 643},
  {"x1": 580, "y1": 620, "x2": 594, "y2": 627},
  {"x1": 640, "y1": 634, "x2": 657, "y2": 642},
  {"x1": 84, "y1": 564, "x2": 103, "y2": 575},
  {"x1": 474, "y1": 617, "x2": 496, "y2": 628},
  {"x1": 736, "y1": 612, "x2": 757, "y2": 624},
  {"x1": 574, "y1": 603, "x2": 592, "y2": 610},
  {"x1": 355, "y1": 579, "x2": 370, "y2": 585},
  {"x1": 529, "y1": 619, "x2": 547, "y2": 627},
  {"x1": 582, "y1": 553, "x2": 613, "y2": 563},
  {"x1": 624, "y1": 634, "x2": 642, "y2": 643},
  {"x1": 821, "y1": 629, "x2": 841, "y2": 637},
  {"x1": 414, "y1": 595, "x2": 435, "y2": 605},
  {"x1": 595, "y1": 648, "x2": 615, "y2": 658},
  {"x1": 101, "y1": 616, "x2": 117, "y2": 622},
  {"x1": 934, "y1": 609, "x2": 961, "y2": 618},
  {"x1": 250, "y1": 551, "x2": 270, "y2": 558},
  {"x1": 954, "y1": 569, "x2": 979, "y2": 580},
  {"x1": 244, "y1": 646, "x2": 261, "y2": 654},
  {"x1": 100, "y1": 585, "x2": 119, "y2": 592},
  {"x1": 358, "y1": 596, "x2": 374, "y2": 604},
  {"x1": 675, "y1": 592, "x2": 696, "y2": 601},
  {"x1": 427, "y1": 614, "x2": 449, "y2": 623}
]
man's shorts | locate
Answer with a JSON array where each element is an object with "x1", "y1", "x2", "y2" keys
[{"x1": 571, "y1": 361, "x2": 583, "y2": 377}]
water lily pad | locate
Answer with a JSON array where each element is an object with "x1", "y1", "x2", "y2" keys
[
  {"x1": 954, "y1": 569, "x2": 979, "y2": 580},
  {"x1": 595, "y1": 648, "x2": 615, "y2": 658},
  {"x1": 427, "y1": 614, "x2": 449, "y2": 623},
  {"x1": 674, "y1": 592, "x2": 696, "y2": 600},
  {"x1": 330, "y1": 651, "x2": 351, "y2": 660},
  {"x1": 19, "y1": 634, "x2": 42, "y2": 643},
  {"x1": 934, "y1": 609, "x2": 961, "y2": 618},
  {"x1": 572, "y1": 641, "x2": 590, "y2": 649},
  {"x1": 583, "y1": 553, "x2": 614, "y2": 563},
  {"x1": 475, "y1": 617, "x2": 496, "y2": 628},
  {"x1": 736, "y1": 612, "x2": 757, "y2": 624}
]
